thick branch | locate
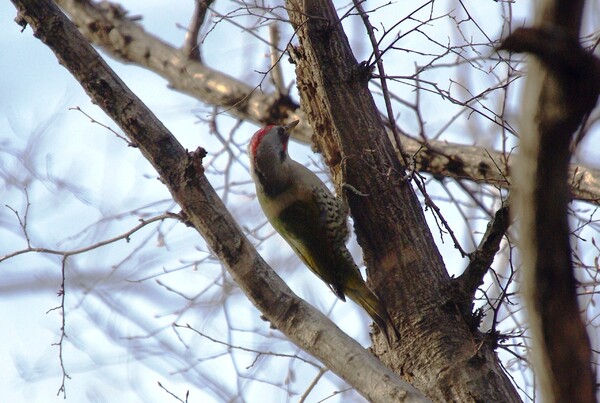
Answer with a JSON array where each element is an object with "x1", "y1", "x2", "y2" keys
[
  {"x1": 52, "y1": 0, "x2": 600, "y2": 205},
  {"x1": 455, "y1": 204, "x2": 511, "y2": 303},
  {"x1": 403, "y1": 138, "x2": 600, "y2": 203},
  {"x1": 11, "y1": 0, "x2": 428, "y2": 401},
  {"x1": 55, "y1": 0, "x2": 301, "y2": 127}
]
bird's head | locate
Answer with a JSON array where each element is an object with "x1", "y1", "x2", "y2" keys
[
  {"x1": 248, "y1": 120, "x2": 299, "y2": 165},
  {"x1": 248, "y1": 120, "x2": 299, "y2": 194}
]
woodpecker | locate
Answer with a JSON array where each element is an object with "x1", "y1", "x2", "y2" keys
[{"x1": 248, "y1": 120, "x2": 398, "y2": 344}]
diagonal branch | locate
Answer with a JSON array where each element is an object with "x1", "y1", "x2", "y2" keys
[
  {"x1": 455, "y1": 203, "x2": 511, "y2": 304},
  {"x1": 52, "y1": 0, "x2": 600, "y2": 206},
  {"x1": 55, "y1": 0, "x2": 302, "y2": 128},
  {"x1": 10, "y1": 0, "x2": 428, "y2": 401}
]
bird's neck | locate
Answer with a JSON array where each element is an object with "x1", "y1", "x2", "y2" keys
[{"x1": 252, "y1": 152, "x2": 292, "y2": 198}]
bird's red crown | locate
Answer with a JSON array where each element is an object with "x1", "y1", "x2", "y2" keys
[{"x1": 249, "y1": 125, "x2": 276, "y2": 158}]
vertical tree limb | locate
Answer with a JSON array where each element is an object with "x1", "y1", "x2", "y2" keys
[
  {"x1": 286, "y1": 0, "x2": 521, "y2": 401},
  {"x1": 182, "y1": 0, "x2": 214, "y2": 61},
  {"x1": 501, "y1": 1, "x2": 600, "y2": 400}
]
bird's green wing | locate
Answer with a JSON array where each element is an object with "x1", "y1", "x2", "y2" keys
[{"x1": 269, "y1": 189, "x2": 347, "y2": 300}]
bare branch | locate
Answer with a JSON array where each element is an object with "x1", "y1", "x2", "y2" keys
[
  {"x1": 69, "y1": 106, "x2": 133, "y2": 145},
  {"x1": 4, "y1": 188, "x2": 32, "y2": 247},
  {"x1": 1, "y1": 213, "x2": 179, "y2": 262},
  {"x1": 298, "y1": 367, "x2": 329, "y2": 403},
  {"x1": 182, "y1": 0, "x2": 214, "y2": 61},
  {"x1": 10, "y1": 1, "x2": 425, "y2": 401},
  {"x1": 52, "y1": 256, "x2": 71, "y2": 398},
  {"x1": 55, "y1": 0, "x2": 302, "y2": 127},
  {"x1": 411, "y1": 171, "x2": 468, "y2": 258},
  {"x1": 173, "y1": 323, "x2": 321, "y2": 368},
  {"x1": 456, "y1": 203, "x2": 511, "y2": 303},
  {"x1": 50, "y1": 0, "x2": 600, "y2": 206},
  {"x1": 158, "y1": 381, "x2": 189, "y2": 403}
]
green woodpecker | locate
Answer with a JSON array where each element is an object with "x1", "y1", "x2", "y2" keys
[{"x1": 248, "y1": 120, "x2": 398, "y2": 344}]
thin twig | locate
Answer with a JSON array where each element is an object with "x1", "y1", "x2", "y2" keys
[
  {"x1": 173, "y1": 323, "x2": 322, "y2": 368},
  {"x1": 182, "y1": 0, "x2": 214, "y2": 60},
  {"x1": 1, "y1": 212, "x2": 180, "y2": 262},
  {"x1": 69, "y1": 106, "x2": 133, "y2": 145},
  {"x1": 298, "y1": 367, "x2": 329, "y2": 403}
]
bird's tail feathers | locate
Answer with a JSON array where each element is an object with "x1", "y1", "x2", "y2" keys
[{"x1": 346, "y1": 284, "x2": 400, "y2": 346}]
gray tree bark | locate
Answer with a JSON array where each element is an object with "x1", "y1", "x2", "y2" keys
[
  {"x1": 10, "y1": 0, "x2": 429, "y2": 401},
  {"x1": 285, "y1": 1, "x2": 521, "y2": 401}
]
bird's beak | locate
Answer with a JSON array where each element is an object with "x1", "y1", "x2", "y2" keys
[{"x1": 284, "y1": 120, "x2": 300, "y2": 131}]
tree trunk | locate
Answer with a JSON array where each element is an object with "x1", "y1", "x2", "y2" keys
[{"x1": 286, "y1": 1, "x2": 521, "y2": 401}]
